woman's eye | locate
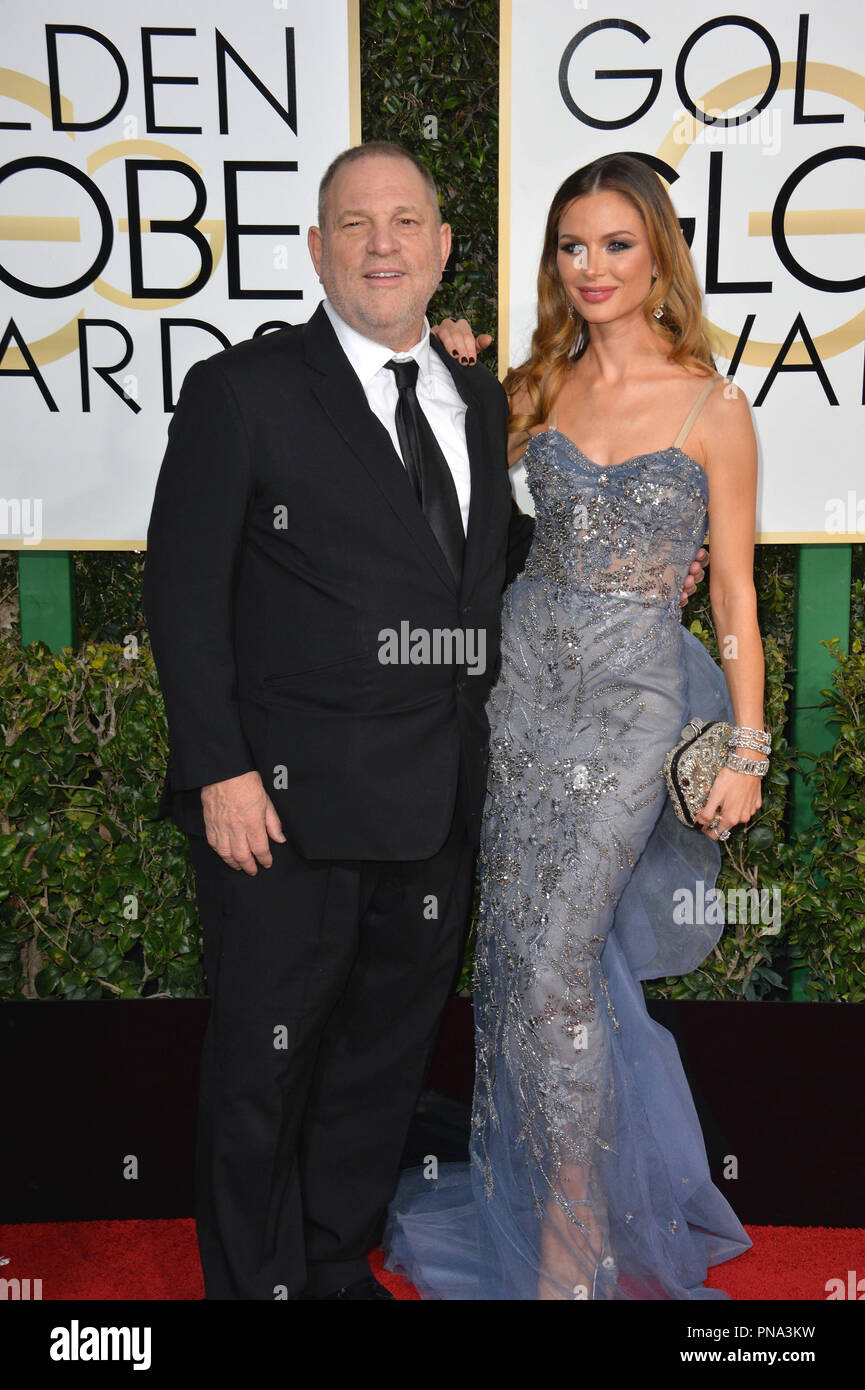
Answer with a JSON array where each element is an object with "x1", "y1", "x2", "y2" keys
[
  {"x1": 561, "y1": 242, "x2": 585, "y2": 257},
  {"x1": 607, "y1": 241, "x2": 632, "y2": 252}
]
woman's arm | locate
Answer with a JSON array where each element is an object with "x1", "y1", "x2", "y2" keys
[{"x1": 693, "y1": 381, "x2": 766, "y2": 840}]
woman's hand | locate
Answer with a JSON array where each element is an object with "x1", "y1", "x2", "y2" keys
[
  {"x1": 431, "y1": 317, "x2": 493, "y2": 363},
  {"x1": 679, "y1": 547, "x2": 708, "y2": 607},
  {"x1": 694, "y1": 763, "x2": 763, "y2": 841}
]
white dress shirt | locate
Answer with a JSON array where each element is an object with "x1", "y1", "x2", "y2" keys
[{"x1": 322, "y1": 298, "x2": 471, "y2": 534}]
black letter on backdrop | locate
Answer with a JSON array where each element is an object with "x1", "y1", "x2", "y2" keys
[
  {"x1": 126, "y1": 160, "x2": 212, "y2": 299},
  {"x1": 772, "y1": 148, "x2": 865, "y2": 293},
  {"x1": 160, "y1": 319, "x2": 232, "y2": 411},
  {"x1": 705, "y1": 152, "x2": 772, "y2": 295},
  {"x1": 141, "y1": 28, "x2": 202, "y2": 134},
  {"x1": 753, "y1": 314, "x2": 839, "y2": 408},
  {"x1": 78, "y1": 319, "x2": 140, "y2": 413},
  {"x1": 794, "y1": 15, "x2": 843, "y2": 125},
  {"x1": 224, "y1": 162, "x2": 301, "y2": 300},
  {"x1": 0, "y1": 318, "x2": 58, "y2": 411},
  {"x1": 559, "y1": 21, "x2": 661, "y2": 130},
  {"x1": 216, "y1": 29, "x2": 297, "y2": 135},
  {"x1": 46, "y1": 25, "x2": 129, "y2": 130},
  {"x1": 0, "y1": 157, "x2": 113, "y2": 297},
  {"x1": 676, "y1": 17, "x2": 780, "y2": 127}
]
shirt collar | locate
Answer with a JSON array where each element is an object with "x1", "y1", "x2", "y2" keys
[{"x1": 322, "y1": 298, "x2": 432, "y2": 389}]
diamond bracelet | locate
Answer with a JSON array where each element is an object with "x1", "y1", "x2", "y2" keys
[
  {"x1": 729, "y1": 725, "x2": 771, "y2": 753},
  {"x1": 725, "y1": 751, "x2": 769, "y2": 777},
  {"x1": 729, "y1": 734, "x2": 772, "y2": 754}
]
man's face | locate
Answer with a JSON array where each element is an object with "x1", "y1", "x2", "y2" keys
[{"x1": 308, "y1": 153, "x2": 451, "y2": 351}]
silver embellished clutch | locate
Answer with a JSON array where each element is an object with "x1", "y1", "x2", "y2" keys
[{"x1": 663, "y1": 718, "x2": 732, "y2": 827}]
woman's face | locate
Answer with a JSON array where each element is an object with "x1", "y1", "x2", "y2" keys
[{"x1": 555, "y1": 189, "x2": 657, "y2": 327}]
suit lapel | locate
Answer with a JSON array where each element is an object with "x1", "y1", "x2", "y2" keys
[
  {"x1": 303, "y1": 305, "x2": 457, "y2": 594},
  {"x1": 428, "y1": 333, "x2": 497, "y2": 602}
]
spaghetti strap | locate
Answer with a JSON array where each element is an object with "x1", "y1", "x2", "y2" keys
[{"x1": 672, "y1": 377, "x2": 718, "y2": 450}]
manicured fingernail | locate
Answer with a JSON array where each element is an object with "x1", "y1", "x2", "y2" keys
[
  {"x1": 451, "y1": 349, "x2": 459, "y2": 357},
  {"x1": 460, "y1": 355, "x2": 468, "y2": 363},
  {"x1": 469, "y1": 357, "x2": 476, "y2": 364}
]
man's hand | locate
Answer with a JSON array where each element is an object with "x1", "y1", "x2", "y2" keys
[
  {"x1": 201, "y1": 770, "x2": 286, "y2": 874},
  {"x1": 680, "y1": 546, "x2": 709, "y2": 607}
]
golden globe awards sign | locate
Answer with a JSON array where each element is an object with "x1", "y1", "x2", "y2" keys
[
  {"x1": 0, "y1": 0, "x2": 360, "y2": 547},
  {"x1": 500, "y1": 0, "x2": 864, "y2": 541}
]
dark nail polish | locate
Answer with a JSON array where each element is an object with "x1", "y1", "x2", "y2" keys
[
  {"x1": 469, "y1": 357, "x2": 476, "y2": 365},
  {"x1": 460, "y1": 356, "x2": 468, "y2": 363},
  {"x1": 452, "y1": 349, "x2": 459, "y2": 357}
]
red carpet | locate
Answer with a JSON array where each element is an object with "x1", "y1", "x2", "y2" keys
[{"x1": 1, "y1": 1220, "x2": 863, "y2": 1299}]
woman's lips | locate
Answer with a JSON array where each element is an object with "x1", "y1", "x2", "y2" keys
[{"x1": 577, "y1": 287, "x2": 616, "y2": 302}]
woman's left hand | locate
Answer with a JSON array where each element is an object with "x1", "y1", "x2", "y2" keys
[
  {"x1": 694, "y1": 764, "x2": 763, "y2": 841},
  {"x1": 679, "y1": 547, "x2": 709, "y2": 606}
]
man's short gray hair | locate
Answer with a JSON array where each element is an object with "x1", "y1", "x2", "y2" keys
[{"x1": 317, "y1": 141, "x2": 441, "y2": 228}]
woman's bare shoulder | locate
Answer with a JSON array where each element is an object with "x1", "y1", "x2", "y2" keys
[
  {"x1": 701, "y1": 373, "x2": 752, "y2": 426},
  {"x1": 700, "y1": 375, "x2": 756, "y2": 475}
]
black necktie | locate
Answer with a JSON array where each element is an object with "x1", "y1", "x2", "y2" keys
[{"x1": 384, "y1": 357, "x2": 464, "y2": 584}]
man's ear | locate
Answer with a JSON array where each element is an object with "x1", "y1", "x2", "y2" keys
[
  {"x1": 308, "y1": 224, "x2": 323, "y2": 278},
  {"x1": 439, "y1": 221, "x2": 452, "y2": 276}
]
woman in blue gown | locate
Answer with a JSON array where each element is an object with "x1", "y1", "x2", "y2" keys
[{"x1": 382, "y1": 153, "x2": 765, "y2": 1299}]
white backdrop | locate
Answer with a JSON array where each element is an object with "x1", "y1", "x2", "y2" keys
[
  {"x1": 0, "y1": 0, "x2": 359, "y2": 547},
  {"x1": 501, "y1": 0, "x2": 865, "y2": 541}
]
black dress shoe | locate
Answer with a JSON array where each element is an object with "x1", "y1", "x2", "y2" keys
[{"x1": 317, "y1": 1275, "x2": 396, "y2": 1300}]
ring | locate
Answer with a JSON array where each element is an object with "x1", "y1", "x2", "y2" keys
[
  {"x1": 708, "y1": 816, "x2": 720, "y2": 831},
  {"x1": 718, "y1": 828, "x2": 731, "y2": 842}
]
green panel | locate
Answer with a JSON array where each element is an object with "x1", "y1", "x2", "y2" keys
[
  {"x1": 790, "y1": 545, "x2": 852, "y2": 829},
  {"x1": 789, "y1": 544, "x2": 852, "y2": 999},
  {"x1": 17, "y1": 552, "x2": 77, "y2": 653}
]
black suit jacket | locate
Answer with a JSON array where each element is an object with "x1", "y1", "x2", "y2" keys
[{"x1": 143, "y1": 303, "x2": 534, "y2": 859}]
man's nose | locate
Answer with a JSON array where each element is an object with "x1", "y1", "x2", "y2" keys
[{"x1": 366, "y1": 218, "x2": 400, "y2": 255}]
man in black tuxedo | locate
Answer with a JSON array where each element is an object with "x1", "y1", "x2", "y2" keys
[
  {"x1": 143, "y1": 141, "x2": 531, "y2": 1301},
  {"x1": 143, "y1": 141, "x2": 704, "y2": 1301}
]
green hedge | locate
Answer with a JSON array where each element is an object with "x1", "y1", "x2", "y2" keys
[
  {"x1": 2, "y1": 0, "x2": 863, "y2": 1001},
  {"x1": 0, "y1": 630, "x2": 202, "y2": 998},
  {"x1": 646, "y1": 554, "x2": 865, "y2": 1002},
  {"x1": 2, "y1": 551, "x2": 862, "y2": 1002}
]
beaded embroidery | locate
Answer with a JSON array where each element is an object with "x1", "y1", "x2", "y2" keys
[{"x1": 471, "y1": 432, "x2": 711, "y2": 1294}]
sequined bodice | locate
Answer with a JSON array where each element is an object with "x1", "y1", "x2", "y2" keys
[{"x1": 520, "y1": 429, "x2": 709, "y2": 611}]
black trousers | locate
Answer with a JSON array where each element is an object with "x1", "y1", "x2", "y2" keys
[{"x1": 187, "y1": 801, "x2": 474, "y2": 1300}]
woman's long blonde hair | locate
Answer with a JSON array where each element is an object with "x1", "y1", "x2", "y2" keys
[{"x1": 505, "y1": 154, "x2": 716, "y2": 433}]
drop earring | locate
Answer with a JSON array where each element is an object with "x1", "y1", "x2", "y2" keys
[{"x1": 651, "y1": 274, "x2": 664, "y2": 319}]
